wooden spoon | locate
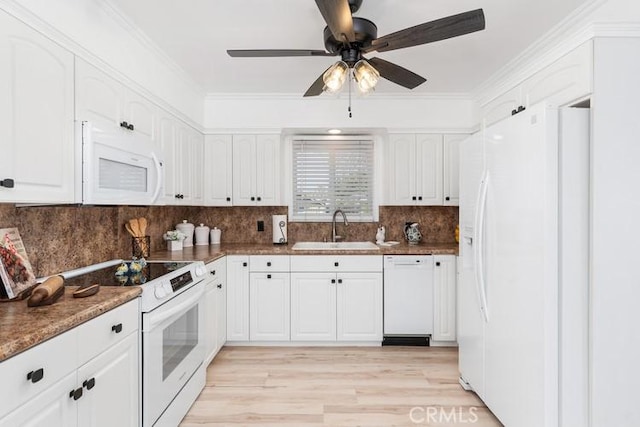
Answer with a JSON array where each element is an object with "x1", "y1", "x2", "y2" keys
[
  {"x1": 125, "y1": 222, "x2": 136, "y2": 237},
  {"x1": 138, "y1": 217, "x2": 148, "y2": 236},
  {"x1": 128, "y1": 218, "x2": 141, "y2": 237}
]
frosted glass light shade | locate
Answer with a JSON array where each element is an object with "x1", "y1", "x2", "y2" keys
[
  {"x1": 353, "y1": 60, "x2": 380, "y2": 93},
  {"x1": 322, "y1": 61, "x2": 349, "y2": 93}
]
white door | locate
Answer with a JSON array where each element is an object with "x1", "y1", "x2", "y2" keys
[
  {"x1": 189, "y1": 129, "x2": 205, "y2": 205},
  {"x1": 336, "y1": 273, "x2": 382, "y2": 341},
  {"x1": 123, "y1": 89, "x2": 156, "y2": 141},
  {"x1": 255, "y1": 135, "x2": 280, "y2": 205},
  {"x1": 432, "y1": 255, "x2": 457, "y2": 342},
  {"x1": 226, "y1": 256, "x2": 250, "y2": 341},
  {"x1": 77, "y1": 333, "x2": 138, "y2": 427},
  {"x1": 443, "y1": 134, "x2": 464, "y2": 206},
  {"x1": 250, "y1": 272, "x2": 290, "y2": 341},
  {"x1": 415, "y1": 134, "x2": 443, "y2": 205},
  {"x1": 75, "y1": 58, "x2": 124, "y2": 128},
  {"x1": 386, "y1": 134, "x2": 417, "y2": 205},
  {"x1": 204, "y1": 135, "x2": 233, "y2": 206},
  {"x1": 175, "y1": 125, "x2": 192, "y2": 204},
  {"x1": 158, "y1": 114, "x2": 177, "y2": 204},
  {"x1": 232, "y1": 135, "x2": 257, "y2": 205},
  {"x1": 482, "y1": 104, "x2": 558, "y2": 427},
  {"x1": 290, "y1": 273, "x2": 336, "y2": 341}
]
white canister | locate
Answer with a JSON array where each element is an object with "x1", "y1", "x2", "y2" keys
[
  {"x1": 210, "y1": 227, "x2": 222, "y2": 245},
  {"x1": 176, "y1": 220, "x2": 194, "y2": 247},
  {"x1": 195, "y1": 224, "x2": 210, "y2": 246}
]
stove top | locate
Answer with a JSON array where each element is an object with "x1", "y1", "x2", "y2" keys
[{"x1": 63, "y1": 261, "x2": 193, "y2": 287}]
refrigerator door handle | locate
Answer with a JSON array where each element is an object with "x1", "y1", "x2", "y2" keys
[{"x1": 474, "y1": 170, "x2": 490, "y2": 322}]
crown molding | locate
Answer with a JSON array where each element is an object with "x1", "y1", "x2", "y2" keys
[{"x1": 204, "y1": 92, "x2": 474, "y2": 102}]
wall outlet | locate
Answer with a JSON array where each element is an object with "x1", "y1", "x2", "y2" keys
[{"x1": 257, "y1": 220, "x2": 264, "y2": 232}]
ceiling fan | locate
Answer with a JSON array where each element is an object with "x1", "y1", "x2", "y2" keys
[{"x1": 227, "y1": 0, "x2": 486, "y2": 97}]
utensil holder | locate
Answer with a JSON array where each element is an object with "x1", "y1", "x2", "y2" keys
[{"x1": 132, "y1": 236, "x2": 150, "y2": 258}]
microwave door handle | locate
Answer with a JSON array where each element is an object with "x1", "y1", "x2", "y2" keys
[{"x1": 151, "y1": 152, "x2": 162, "y2": 204}]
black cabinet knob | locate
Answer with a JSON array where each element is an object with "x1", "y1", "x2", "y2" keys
[
  {"x1": 338, "y1": 279, "x2": 343, "y2": 284},
  {"x1": 128, "y1": 123, "x2": 134, "y2": 131},
  {"x1": 111, "y1": 323, "x2": 123, "y2": 334},
  {"x1": 120, "y1": 121, "x2": 129, "y2": 129},
  {"x1": 226, "y1": 197, "x2": 231, "y2": 202},
  {"x1": 412, "y1": 196, "x2": 417, "y2": 201},
  {"x1": 436, "y1": 262, "x2": 441, "y2": 266},
  {"x1": 0, "y1": 178, "x2": 14, "y2": 188},
  {"x1": 267, "y1": 274, "x2": 272, "y2": 279},
  {"x1": 210, "y1": 270, "x2": 216, "y2": 276},
  {"x1": 257, "y1": 196, "x2": 261, "y2": 201},
  {"x1": 445, "y1": 196, "x2": 450, "y2": 201},
  {"x1": 83, "y1": 378, "x2": 96, "y2": 390},
  {"x1": 250, "y1": 197, "x2": 255, "y2": 201},
  {"x1": 331, "y1": 279, "x2": 336, "y2": 284},
  {"x1": 334, "y1": 262, "x2": 339, "y2": 267},
  {"x1": 267, "y1": 262, "x2": 272, "y2": 267},
  {"x1": 511, "y1": 109, "x2": 517, "y2": 116},
  {"x1": 217, "y1": 284, "x2": 222, "y2": 289},
  {"x1": 27, "y1": 368, "x2": 44, "y2": 383},
  {"x1": 418, "y1": 196, "x2": 423, "y2": 201},
  {"x1": 242, "y1": 262, "x2": 247, "y2": 267},
  {"x1": 69, "y1": 387, "x2": 83, "y2": 401}
]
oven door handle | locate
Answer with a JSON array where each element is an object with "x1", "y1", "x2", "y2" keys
[{"x1": 147, "y1": 285, "x2": 204, "y2": 329}]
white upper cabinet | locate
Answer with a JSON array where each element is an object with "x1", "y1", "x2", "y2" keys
[
  {"x1": 482, "y1": 40, "x2": 593, "y2": 127},
  {"x1": 0, "y1": 10, "x2": 75, "y2": 204},
  {"x1": 443, "y1": 134, "x2": 465, "y2": 206},
  {"x1": 232, "y1": 134, "x2": 281, "y2": 206},
  {"x1": 204, "y1": 135, "x2": 233, "y2": 206},
  {"x1": 76, "y1": 59, "x2": 158, "y2": 141},
  {"x1": 386, "y1": 134, "x2": 443, "y2": 205},
  {"x1": 158, "y1": 112, "x2": 177, "y2": 204}
]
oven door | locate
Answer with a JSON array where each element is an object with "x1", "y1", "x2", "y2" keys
[{"x1": 142, "y1": 280, "x2": 205, "y2": 427}]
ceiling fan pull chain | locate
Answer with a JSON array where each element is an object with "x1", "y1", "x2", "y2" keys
[{"x1": 348, "y1": 72, "x2": 353, "y2": 118}]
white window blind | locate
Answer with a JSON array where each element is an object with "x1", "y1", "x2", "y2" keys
[{"x1": 292, "y1": 137, "x2": 374, "y2": 222}]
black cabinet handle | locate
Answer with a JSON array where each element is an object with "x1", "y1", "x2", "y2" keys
[
  {"x1": 226, "y1": 197, "x2": 231, "y2": 202},
  {"x1": 511, "y1": 109, "x2": 517, "y2": 116},
  {"x1": 83, "y1": 378, "x2": 96, "y2": 390},
  {"x1": 267, "y1": 274, "x2": 272, "y2": 279},
  {"x1": 242, "y1": 262, "x2": 247, "y2": 267},
  {"x1": 267, "y1": 262, "x2": 272, "y2": 267},
  {"x1": 27, "y1": 368, "x2": 44, "y2": 383},
  {"x1": 210, "y1": 270, "x2": 216, "y2": 276},
  {"x1": 331, "y1": 279, "x2": 336, "y2": 284},
  {"x1": 436, "y1": 262, "x2": 441, "y2": 266},
  {"x1": 128, "y1": 123, "x2": 134, "y2": 131},
  {"x1": 412, "y1": 196, "x2": 417, "y2": 201},
  {"x1": 120, "y1": 121, "x2": 129, "y2": 129},
  {"x1": 418, "y1": 196, "x2": 423, "y2": 201},
  {"x1": 69, "y1": 387, "x2": 83, "y2": 401},
  {"x1": 217, "y1": 284, "x2": 222, "y2": 289},
  {"x1": 334, "y1": 262, "x2": 339, "y2": 267},
  {"x1": 338, "y1": 279, "x2": 343, "y2": 284},
  {"x1": 0, "y1": 178, "x2": 14, "y2": 188},
  {"x1": 111, "y1": 323, "x2": 123, "y2": 334},
  {"x1": 250, "y1": 197, "x2": 255, "y2": 201},
  {"x1": 257, "y1": 196, "x2": 261, "y2": 201},
  {"x1": 445, "y1": 196, "x2": 450, "y2": 201}
]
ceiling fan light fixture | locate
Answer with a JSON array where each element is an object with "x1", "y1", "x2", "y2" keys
[
  {"x1": 353, "y1": 60, "x2": 379, "y2": 94},
  {"x1": 322, "y1": 61, "x2": 349, "y2": 93}
]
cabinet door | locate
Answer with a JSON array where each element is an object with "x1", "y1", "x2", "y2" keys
[
  {"x1": 204, "y1": 135, "x2": 233, "y2": 206},
  {"x1": 0, "y1": 371, "x2": 77, "y2": 427},
  {"x1": 443, "y1": 134, "x2": 465, "y2": 206},
  {"x1": 77, "y1": 332, "x2": 138, "y2": 427},
  {"x1": 290, "y1": 273, "x2": 336, "y2": 341},
  {"x1": 433, "y1": 255, "x2": 457, "y2": 342},
  {"x1": 232, "y1": 135, "x2": 257, "y2": 205},
  {"x1": 75, "y1": 58, "x2": 124, "y2": 128},
  {"x1": 482, "y1": 86, "x2": 523, "y2": 128},
  {"x1": 336, "y1": 273, "x2": 382, "y2": 341},
  {"x1": 255, "y1": 134, "x2": 280, "y2": 205},
  {"x1": 123, "y1": 89, "x2": 156, "y2": 141},
  {"x1": 175, "y1": 125, "x2": 192, "y2": 204},
  {"x1": 204, "y1": 283, "x2": 217, "y2": 365},
  {"x1": 226, "y1": 256, "x2": 250, "y2": 341},
  {"x1": 189, "y1": 129, "x2": 205, "y2": 206},
  {"x1": 415, "y1": 134, "x2": 443, "y2": 205},
  {"x1": 216, "y1": 273, "x2": 227, "y2": 352},
  {"x1": 385, "y1": 134, "x2": 417, "y2": 205},
  {"x1": 0, "y1": 11, "x2": 75, "y2": 204},
  {"x1": 158, "y1": 113, "x2": 177, "y2": 204},
  {"x1": 249, "y1": 272, "x2": 290, "y2": 341}
]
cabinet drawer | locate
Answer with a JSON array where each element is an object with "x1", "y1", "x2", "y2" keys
[
  {"x1": 0, "y1": 327, "x2": 78, "y2": 416},
  {"x1": 77, "y1": 299, "x2": 139, "y2": 365},
  {"x1": 206, "y1": 257, "x2": 227, "y2": 278},
  {"x1": 249, "y1": 255, "x2": 290, "y2": 272},
  {"x1": 290, "y1": 255, "x2": 382, "y2": 272}
]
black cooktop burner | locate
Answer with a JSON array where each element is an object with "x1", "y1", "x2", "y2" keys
[{"x1": 64, "y1": 261, "x2": 192, "y2": 287}]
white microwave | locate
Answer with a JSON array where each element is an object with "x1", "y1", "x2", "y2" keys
[{"x1": 80, "y1": 121, "x2": 163, "y2": 205}]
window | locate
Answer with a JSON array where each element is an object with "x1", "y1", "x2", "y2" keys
[{"x1": 291, "y1": 136, "x2": 375, "y2": 222}]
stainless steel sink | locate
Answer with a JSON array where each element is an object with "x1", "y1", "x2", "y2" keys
[{"x1": 292, "y1": 241, "x2": 379, "y2": 251}]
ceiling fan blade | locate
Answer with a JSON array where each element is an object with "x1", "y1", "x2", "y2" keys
[
  {"x1": 367, "y1": 57, "x2": 426, "y2": 89},
  {"x1": 303, "y1": 65, "x2": 334, "y2": 97},
  {"x1": 227, "y1": 49, "x2": 336, "y2": 57},
  {"x1": 315, "y1": 0, "x2": 355, "y2": 43},
  {"x1": 364, "y1": 9, "x2": 485, "y2": 53}
]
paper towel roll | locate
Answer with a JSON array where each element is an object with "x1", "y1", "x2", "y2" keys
[{"x1": 272, "y1": 215, "x2": 287, "y2": 244}]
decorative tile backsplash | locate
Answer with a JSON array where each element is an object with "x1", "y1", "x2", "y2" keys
[{"x1": 0, "y1": 203, "x2": 457, "y2": 277}]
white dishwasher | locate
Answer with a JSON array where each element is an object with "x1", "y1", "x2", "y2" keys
[{"x1": 383, "y1": 255, "x2": 434, "y2": 343}]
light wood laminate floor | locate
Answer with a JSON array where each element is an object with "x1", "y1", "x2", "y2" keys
[{"x1": 181, "y1": 346, "x2": 502, "y2": 427}]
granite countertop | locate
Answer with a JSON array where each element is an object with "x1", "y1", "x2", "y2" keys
[
  {"x1": 0, "y1": 286, "x2": 141, "y2": 362},
  {"x1": 150, "y1": 241, "x2": 459, "y2": 264}
]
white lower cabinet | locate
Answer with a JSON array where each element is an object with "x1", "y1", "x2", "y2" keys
[
  {"x1": 226, "y1": 255, "x2": 250, "y2": 341},
  {"x1": 250, "y1": 272, "x2": 290, "y2": 341},
  {"x1": 204, "y1": 258, "x2": 227, "y2": 365},
  {"x1": 290, "y1": 256, "x2": 383, "y2": 343},
  {"x1": 433, "y1": 255, "x2": 457, "y2": 342},
  {"x1": 0, "y1": 299, "x2": 139, "y2": 426}
]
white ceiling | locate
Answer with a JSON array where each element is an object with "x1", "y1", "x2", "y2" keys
[{"x1": 109, "y1": 0, "x2": 590, "y2": 96}]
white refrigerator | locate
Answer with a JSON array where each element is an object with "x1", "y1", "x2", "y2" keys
[{"x1": 458, "y1": 103, "x2": 589, "y2": 427}]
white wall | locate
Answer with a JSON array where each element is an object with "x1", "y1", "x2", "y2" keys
[
  {"x1": 203, "y1": 95, "x2": 478, "y2": 132},
  {"x1": 0, "y1": 0, "x2": 204, "y2": 127}
]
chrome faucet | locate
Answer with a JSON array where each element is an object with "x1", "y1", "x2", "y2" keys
[{"x1": 332, "y1": 209, "x2": 349, "y2": 242}]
